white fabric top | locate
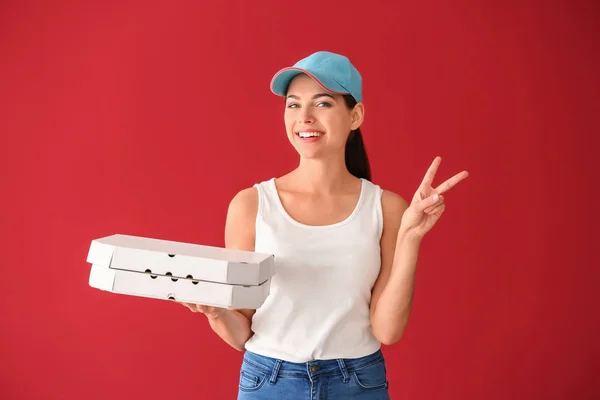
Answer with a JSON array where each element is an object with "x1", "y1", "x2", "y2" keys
[{"x1": 243, "y1": 177, "x2": 384, "y2": 362}]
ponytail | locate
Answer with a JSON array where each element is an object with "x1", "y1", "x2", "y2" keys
[
  {"x1": 345, "y1": 128, "x2": 371, "y2": 181},
  {"x1": 343, "y1": 95, "x2": 371, "y2": 181}
]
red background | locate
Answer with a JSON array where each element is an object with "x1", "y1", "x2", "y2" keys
[{"x1": 1, "y1": 1, "x2": 598, "y2": 399}]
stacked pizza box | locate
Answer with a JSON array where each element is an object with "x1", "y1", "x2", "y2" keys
[{"x1": 85, "y1": 234, "x2": 275, "y2": 309}]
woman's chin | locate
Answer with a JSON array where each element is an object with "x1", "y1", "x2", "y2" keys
[
  {"x1": 297, "y1": 151, "x2": 321, "y2": 159},
  {"x1": 290, "y1": 143, "x2": 321, "y2": 159}
]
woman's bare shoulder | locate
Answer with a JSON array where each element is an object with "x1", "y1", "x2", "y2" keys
[
  {"x1": 225, "y1": 186, "x2": 259, "y2": 251},
  {"x1": 380, "y1": 188, "x2": 409, "y2": 233}
]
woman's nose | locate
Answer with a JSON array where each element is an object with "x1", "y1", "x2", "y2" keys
[{"x1": 298, "y1": 108, "x2": 315, "y2": 124}]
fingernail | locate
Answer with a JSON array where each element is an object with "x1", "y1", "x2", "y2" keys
[{"x1": 433, "y1": 194, "x2": 439, "y2": 202}]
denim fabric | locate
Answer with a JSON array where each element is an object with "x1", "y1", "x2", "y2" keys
[{"x1": 237, "y1": 349, "x2": 390, "y2": 400}]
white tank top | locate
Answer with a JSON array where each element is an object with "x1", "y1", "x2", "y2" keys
[{"x1": 244, "y1": 177, "x2": 384, "y2": 362}]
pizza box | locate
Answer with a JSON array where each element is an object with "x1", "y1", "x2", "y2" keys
[
  {"x1": 85, "y1": 234, "x2": 275, "y2": 309},
  {"x1": 86, "y1": 234, "x2": 275, "y2": 286},
  {"x1": 88, "y1": 262, "x2": 271, "y2": 309}
]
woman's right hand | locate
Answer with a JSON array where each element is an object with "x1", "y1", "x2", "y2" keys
[{"x1": 177, "y1": 302, "x2": 227, "y2": 320}]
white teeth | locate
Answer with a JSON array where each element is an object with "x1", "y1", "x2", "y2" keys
[{"x1": 298, "y1": 132, "x2": 324, "y2": 138}]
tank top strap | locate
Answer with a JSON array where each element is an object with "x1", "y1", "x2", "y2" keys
[
  {"x1": 357, "y1": 179, "x2": 385, "y2": 240},
  {"x1": 253, "y1": 178, "x2": 279, "y2": 224}
]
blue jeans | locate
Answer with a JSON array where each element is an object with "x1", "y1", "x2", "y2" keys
[{"x1": 237, "y1": 349, "x2": 390, "y2": 399}]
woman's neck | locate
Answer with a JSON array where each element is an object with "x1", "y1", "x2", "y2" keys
[{"x1": 286, "y1": 155, "x2": 358, "y2": 194}]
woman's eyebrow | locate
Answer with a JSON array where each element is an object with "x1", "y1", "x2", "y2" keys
[{"x1": 286, "y1": 93, "x2": 335, "y2": 100}]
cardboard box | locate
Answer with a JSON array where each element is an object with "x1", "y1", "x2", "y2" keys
[
  {"x1": 87, "y1": 234, "x2": 275, "y2": 285},
  {"x1": 86, "y1": 234, "x2": 275, "y2": 309},
  {"x1": 88, "y1": 263, "x2": 271, "y2": 309}
]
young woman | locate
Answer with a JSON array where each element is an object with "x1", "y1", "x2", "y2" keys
[{"x1": 180, "y1": 51, "x2": 469, "y2": 399}]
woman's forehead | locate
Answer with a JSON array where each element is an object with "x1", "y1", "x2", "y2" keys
[{"x1": 287, "y1": 75, "x2": 337, "y2": 98}]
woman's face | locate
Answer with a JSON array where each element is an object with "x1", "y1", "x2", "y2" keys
[{"x1": 284, "y1": 74, "x2": 363, "y2": 160}]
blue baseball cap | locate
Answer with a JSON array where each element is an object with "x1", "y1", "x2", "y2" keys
[{"x1": 270, "y1": 51, "x2": 363, "y2": 103}]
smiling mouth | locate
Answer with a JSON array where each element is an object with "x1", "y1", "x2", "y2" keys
[{"x1": 296, "y1": 131, "x2": 325, "y2": 138}]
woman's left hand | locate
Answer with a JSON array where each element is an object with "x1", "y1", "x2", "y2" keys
[{"x1": 400, "y1": 157, "x2": 469, "y2": 240}]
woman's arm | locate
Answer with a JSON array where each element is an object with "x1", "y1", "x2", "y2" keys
[
  {"x1": 369, "y1": 190, "x2": 417, "y2": 346},
  {"x1": 202, "y1": 187, "x2": 259, "y2": 351},
  {"x1": 370, "y1": 158, "x2": 468, "y2": 345}
]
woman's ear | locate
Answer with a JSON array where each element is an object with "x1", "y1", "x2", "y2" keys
[{"x1": 350, "y1": 102, "x2": 365, "y2": 130}]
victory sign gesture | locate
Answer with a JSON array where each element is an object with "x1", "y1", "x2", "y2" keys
[{"x1": 400, "y1": 157, "x2": 469, "y2": 239}]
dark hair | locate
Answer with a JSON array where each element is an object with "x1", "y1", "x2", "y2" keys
[{"x1": 342, "y1": 94, "x2": 371, "y2": 181}]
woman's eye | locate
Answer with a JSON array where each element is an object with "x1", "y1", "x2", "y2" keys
[{"x1": 286, "y1": 102, "x2": 331, "y2": 108}]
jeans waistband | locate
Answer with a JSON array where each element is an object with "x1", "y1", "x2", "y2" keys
[{"x1": 242, "y1": 349, "x2": 385, "y2": 381}]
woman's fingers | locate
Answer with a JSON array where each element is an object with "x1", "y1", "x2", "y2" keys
[
  {"x1": 414, "y1": 192, "x2": 439, "y2": 213},
  {"x1": 178, "y1": 302, "x2": 194, "y2": 311},
  {"x1": 435, "y1": 171, "x2": 469, "y2": 195},
  {"x1": 423, "y1": 195, "x2": 445, "y2": 213},
  {"x1": 179, "y1": 302, "x2": 202, "y2": 313},
  {"x1": 426, "y1": 203, "x2": 445, "y2": 215},
  {"x1": 178, "y1": 302, "x2": 218, "y2": 314}
]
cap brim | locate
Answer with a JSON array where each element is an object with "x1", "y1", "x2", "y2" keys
[{"x1": 270, "y1": 67, "x2": 350, "y2": 98}]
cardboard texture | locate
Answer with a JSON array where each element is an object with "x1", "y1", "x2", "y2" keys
[{"x1": 86, "y1": 234, "x2": 275, "y2": 309}]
